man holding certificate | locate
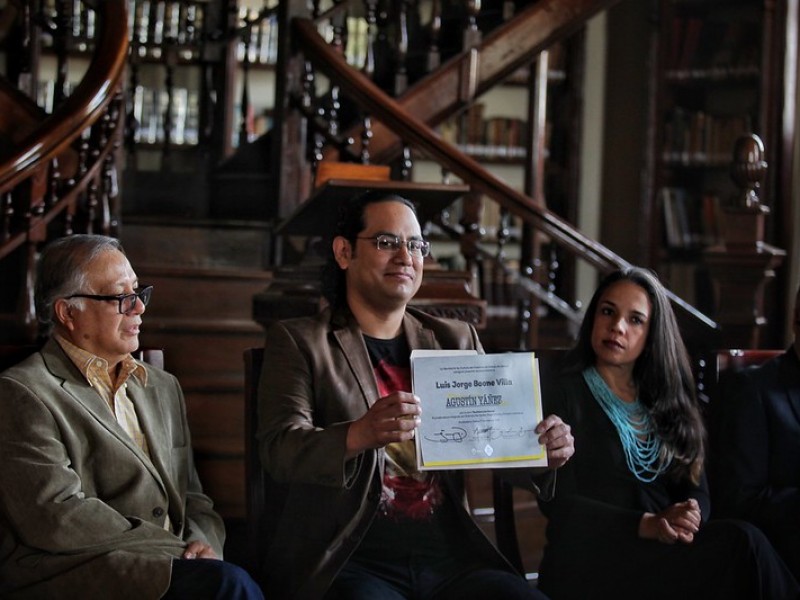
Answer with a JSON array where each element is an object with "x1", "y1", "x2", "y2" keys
[{"x1": 257, "y1": 191, "x2": 574, "y2": 599}]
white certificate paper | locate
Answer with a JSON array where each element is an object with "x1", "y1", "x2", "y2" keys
[{"x1": 411, "y1": 350, "x2": 547, "y2": 470}]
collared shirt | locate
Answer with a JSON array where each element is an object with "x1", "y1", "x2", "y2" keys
[{"x1": 54, "y1": 335, "x2": 171, "y2": 530}]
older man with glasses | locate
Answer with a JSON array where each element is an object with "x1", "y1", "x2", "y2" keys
[
  {"x1": 256, "y1": 190, "x2": 574, "y2": 599},
  {"x1": 0, "y1": 234, "x2": 263, "y2": 600}
]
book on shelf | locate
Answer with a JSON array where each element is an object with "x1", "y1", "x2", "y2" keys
[
  {"x1": 131, "y1": 84, "x2": 199, "y2": 146},
  {"x1": 659, "y1": 187, "x2": 722, "y2": 250},
  {"x1": 668, "y1": 16, "x2": 760, "y2": 78}
]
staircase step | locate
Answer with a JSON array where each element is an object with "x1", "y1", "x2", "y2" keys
[
  {"x1": 121, "y1": 217, "x2": 273, "y2": 271},
  {"x1": 119, "y1": 217, "x2": 271, "y2": 520}
]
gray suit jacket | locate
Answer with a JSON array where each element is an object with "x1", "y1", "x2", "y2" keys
[
  {"x1": 257, "y1": 306, "x2": 551, "y2": 599},
  {"x1": 0, "y1": 339, "x2": 224, "y2": 599}
]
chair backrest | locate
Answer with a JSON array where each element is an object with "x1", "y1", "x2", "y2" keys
[
  {"x1": 716, "y1": 348, "x2": 783, "y2": 373},
  {"x1": 243, "y1": 347, "x2": 266, "y2": 573}
]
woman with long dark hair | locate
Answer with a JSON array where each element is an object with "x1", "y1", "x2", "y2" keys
[{"x1": 537, "y1": 267, "x2": 798, "y2": 599}]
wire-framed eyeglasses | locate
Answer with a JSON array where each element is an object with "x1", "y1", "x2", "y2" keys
[
  {"x1": 356, "y1": 234, "x2": 431, "y2": 257},
  {"x1": 65, "y1": 285, "x2": 153, "y2": 314}
]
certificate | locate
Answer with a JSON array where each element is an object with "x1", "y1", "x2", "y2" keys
[{"x1": 410, "y1": 350, "x2": 547, "y2": 470}]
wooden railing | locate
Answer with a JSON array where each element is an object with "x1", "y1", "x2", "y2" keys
[
  {"x1": 290, "y1": 4, "x2": 719, "y2": 345},
  {"x1": 0, "y1": 0, "x2": 128, "y2": 342}
]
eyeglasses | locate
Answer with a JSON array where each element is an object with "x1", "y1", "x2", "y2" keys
[
  {"x1": 356, "y1": 234, "x2": 431, "y2": 258},
  {"x1": 65, "y1": 285, "x2": 153, "y2": 314}
]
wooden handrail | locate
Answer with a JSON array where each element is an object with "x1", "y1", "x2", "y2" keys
[
  {"x1": 327, "y1": 0, "x2": 622, "y2": 163},
  {"x1": 294, "y1": 16, "x2": 719, "y2": 338},
  {"x1": 0, "y1": 0, "x2": 128, "y2": 192}
]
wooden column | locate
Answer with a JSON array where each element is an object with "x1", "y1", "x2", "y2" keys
[{"x1": 705, "y1": 134, "x2": 785, "y2": 348}]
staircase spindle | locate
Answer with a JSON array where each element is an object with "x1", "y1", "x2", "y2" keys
[
  {"x1": 46, "y1": 157, "x2": 61, "y2": 208},
  {"x1": 1, "y1": 192, "x2": 12, "y2": 242},
  {"x1": 162, "y1": 47, "x2": 176, "y2": 156},
  {"x1": 53, "y1": 0, "x2": 71, "y2": 107},
  {"x1": 393, "y1": 0, "x2": 409, "y2": 95},
  {"x1": 400, "y1": 145, "x2": 412, "y2": 181},
  {"x1": 239, "y1": 27, "x2": 252, "y2": 148},
  {"x1": 362, "y1": 0, "x2": 378, "y2": 77},
  {"x1": 85, "y1": 178, "x2": 99, "y2": 234},
  {"x1": 360, "y1": 115, "x2": 373, "y2": 163},
  {"x1": 426, "y1": 0, "x2": 442, "y2": 72},
  {"x1": 463, "y1": 0, "x2": 482, "y2": 49}
]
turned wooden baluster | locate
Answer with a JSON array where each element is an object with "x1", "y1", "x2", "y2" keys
[
  {"x1": 400, "y1": 146, "x2": 412, "y2": 181},
  {"x1": 464, "y1": 0, "x2": 482, "y2": 49},
  {"x1": 394, "y1": 0, "x2": 410, "y2": 95},
  {"x1": 46, "y1": 157, "x2": 61, "y2": 208},
  {"x1": 426, "y1": 0, "x2": 442, "y2": 72},
  {"x1": 86, "y1": 176, "x2": 99, "y2": 234},
  {"x1": 363, "y1": 0, "x2": 378, "y2": 77},
  {"x1": 162, "y1": 46, "x2": 176, "y2": 156},
  {"x1": 495, "y1": 208, "x2": 511, "y2": 306},
  {"x1": 361, "y1": 115, "x2": 373, "y2": 163},
  {"x1": 53, "y1": 0, "x2": 71, "y2": 107},
  {"x1": 1, "y1": 192, "x2": 12, "y2": 243},
  {"x1": 303, "y1": 61, "x2": 325, "y2": 171},
  {"x1": 239, "y1": 26, "x2": 252, "y2": 148},
  {"x1": 17, "y1": 239, "x2": 38, "y2": 343}
]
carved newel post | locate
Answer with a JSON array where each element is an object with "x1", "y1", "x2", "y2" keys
[{"x1": 704, "y1": 133, "x2": 785, "y2": 348}]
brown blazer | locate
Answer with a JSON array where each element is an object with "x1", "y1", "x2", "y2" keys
[
  {"x1": 257, "y1": 306, "x2": 550, "y2": 599},
  {"x1": 0, "y1": 339, "x2": 225, "y2": 599}
]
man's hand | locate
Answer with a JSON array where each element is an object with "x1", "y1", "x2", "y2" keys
[
  {"x1": 182, "y1": 541, "x2": 218, "y2": 560},
  {"x1": 638, "y1": 498, "x2": 701, "y2": 544},
  {"x1": 346, "y1": 392, "x2": 421, "y2": 458},
  {"x1": 536, "y1": 414, "x2": 574, "y2": 469}
]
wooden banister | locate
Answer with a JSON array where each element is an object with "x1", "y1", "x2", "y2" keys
[
  {"x1": 293, "y1": 16, "x2": 719, "y2": 340},
  {"x1": 0, "y1": 0, "x2": 128, "y2": 192}
]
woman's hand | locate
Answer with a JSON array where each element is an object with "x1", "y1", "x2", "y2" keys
[
  {"x1": 638, "y1": 498, "x2": 701, "y2": 544},
  {"x1": 536, "y1": 414, "x2": 574, "y2": 469}
]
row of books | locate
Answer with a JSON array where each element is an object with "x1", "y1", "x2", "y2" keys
[
  {"x1": 317, "y1": 16, "x2": 370, "y2": 69},
  {"x1": 661, "y1": 108, "x2": 751, "y2": 165},
  {"x1": 130, "y1": 85, "x2": 200, "y2": 146},
  {"x1": 666, "y1": 16, "x2": 760, "y2": 80},
  {"x1": 659, "y1": 187, "x2": 723, "y2": 250},
  {"x1": 127, "y1": 0, "x2": 205, "y2": 58},
  {"x1": 37, "y1": 80, "x2": 74, "y2": 114},
  {"x1": 236, "y1": 7, "x2": 278, "y2": 66},
  {"x1": 38, "y1": 0, "x2": 96, "y2": 51},
  {"x1": 439, "y1": 104, "x2": 530, "y2": 159}
]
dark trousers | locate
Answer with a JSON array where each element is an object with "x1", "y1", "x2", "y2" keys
[
  {"x1": 162, "y1": 558, "x2": 264, "y2": 600},
  {"x1": 325, "y1": 553, "x2": 546, "y2": 600}
]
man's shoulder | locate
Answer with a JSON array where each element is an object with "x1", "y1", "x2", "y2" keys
[{"x1": 405, "y1": 306, "x2": 474, "y2": 333}]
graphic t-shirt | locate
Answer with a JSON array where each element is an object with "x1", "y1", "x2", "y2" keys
[{"x1": 352, "y1": 334, "x2": 469, "y2": 561}]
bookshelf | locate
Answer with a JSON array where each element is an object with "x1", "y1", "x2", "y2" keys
[{"x1": 648, "y1": 0, "x2": 796, "y2": 316}]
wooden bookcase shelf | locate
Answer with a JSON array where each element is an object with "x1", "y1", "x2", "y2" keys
[{"x1": 646, "y1": 0, "x2": 797, "y2": 315}]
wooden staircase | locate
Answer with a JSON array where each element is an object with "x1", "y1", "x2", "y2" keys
[{"x1": 121, "y1": 218, "x2": 272, "y2": 518}]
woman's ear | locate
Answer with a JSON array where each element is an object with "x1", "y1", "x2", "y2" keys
[{"x1": 332, "y1": 236, "x2": 352, "y2": 270}]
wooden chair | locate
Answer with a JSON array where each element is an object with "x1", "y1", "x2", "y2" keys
[
  {"x1": 243, "y1": 346, "x2": 287, "y2": 586},
  {"x1": 243, "y1": 347, "x2": 265, "y2": 577}
]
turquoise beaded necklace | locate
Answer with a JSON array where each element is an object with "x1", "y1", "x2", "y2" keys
[{"x1": 582, "y1": 366, "x2": 668, "y2": 483}]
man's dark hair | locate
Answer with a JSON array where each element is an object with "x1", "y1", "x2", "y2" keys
[{"x1": 320, "y1": 189, "x2": 418, "y2": 308}]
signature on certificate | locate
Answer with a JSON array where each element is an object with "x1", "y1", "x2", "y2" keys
[{"x1": 425, "y1": 425, "x2": 537, "y2": 443}]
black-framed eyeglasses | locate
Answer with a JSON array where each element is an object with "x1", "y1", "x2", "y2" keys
[
  {"x1": 65, "y1": 285, "x2": 153, "y2": 314},
  {"x1": 356, "y1": 234, "x2": 431, "y2": 257}
]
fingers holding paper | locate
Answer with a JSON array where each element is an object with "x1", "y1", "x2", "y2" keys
[
  {"x1": 346, "y1": 392, "x2": 421, "y2": 458},
  {"x1": 535, "y1": 414, "x2": 574, "y2": 469}
]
